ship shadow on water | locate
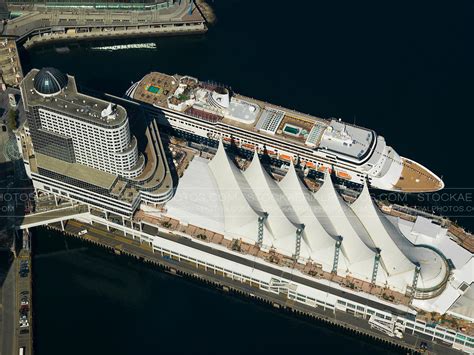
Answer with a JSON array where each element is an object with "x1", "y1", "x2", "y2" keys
[{"x1": 18, "y1": 33, "x2": 208, "y2": 59}]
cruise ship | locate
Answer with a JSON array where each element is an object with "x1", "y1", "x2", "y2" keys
[{"x1": 126, "y1": 72, "x2": 444, "y2": 193}]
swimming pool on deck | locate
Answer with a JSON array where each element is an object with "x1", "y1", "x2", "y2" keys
[{"x1": 146, "y1": 85, "x2": 161, "y2": 94}]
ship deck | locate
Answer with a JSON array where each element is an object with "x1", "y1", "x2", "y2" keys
[
  {"x1": 131, "y1": 72, "x2": 445, "y2": 194},
  {"x1": 394, "y1": 158, "x2": 444, "y2": 193},
  {"x1": 133, "y1": 72, "x2": 329, "y2": 149},
  {"x1": 133, "y1": 72, "x2": 179, "y2": 108}
]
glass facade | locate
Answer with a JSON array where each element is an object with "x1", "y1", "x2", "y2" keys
[{"x1": 28, "y1": 107, "x2": 76, "y2": 163}]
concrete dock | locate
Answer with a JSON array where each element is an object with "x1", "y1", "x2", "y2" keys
[
  {"x1": 0, "y1": 0, "x2": 210, "y2": 87},
  {"x1": 2, "y1": 0, "x2": 208, "y2": 50},
  {"x1": 38, "y1": 219, "x2": 463, "y2": 355}
]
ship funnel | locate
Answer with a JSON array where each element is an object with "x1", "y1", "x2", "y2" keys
[{"x1": 210, "y1": 87, "x2": 230, "y2": 109}]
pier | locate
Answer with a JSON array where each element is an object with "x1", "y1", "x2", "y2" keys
[
  {"x1": 0, "y1": 0, "x2": 210, "y2": 87},
  {"x1": 28, "y1": 217, "x2": 465, "y2": 355},
  {"x1": 3, "y1": 0, "x2": 208, "y2": 46}
]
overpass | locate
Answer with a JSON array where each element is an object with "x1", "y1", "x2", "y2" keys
[{"x1": 18, "y1": 204, "x2": 89, "y2": 229}]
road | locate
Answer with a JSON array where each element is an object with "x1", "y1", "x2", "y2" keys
[
  {"x1": 0, "y1": 261, "x2": 16, "y2": 355},
  {"x1": 16, "y1": 251, "x2": 32, "y2": 355}
]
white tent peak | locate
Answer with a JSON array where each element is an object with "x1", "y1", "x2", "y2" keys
[
  {"x1": 351, "y1": 181, "x2": 416, "y2": 276},
  {"x1": 314, "y1": 172, "x2": 376, "y2": 265}
]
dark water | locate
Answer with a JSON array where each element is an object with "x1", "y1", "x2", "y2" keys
[
  {"x1": 21, "y1": 0, "x2": 474, "y2": 230},
  {"x1": 21, "y1": 0, "x2": 474, "y2": 353},
  {"x1": 33, "y1": 228, "x2": 402, "y2": 355}
]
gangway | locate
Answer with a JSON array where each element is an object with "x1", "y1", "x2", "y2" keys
[{"x1": 18, "y1": 204, "x2": 89, "y2": 229}]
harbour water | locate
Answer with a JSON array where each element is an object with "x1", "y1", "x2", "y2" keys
[
  {"x1": 19, "y1": 0, "x2": 474, "y2": 353},
  {"x1": 32, "y1": 228, "x2": 402, "y2": 355}
]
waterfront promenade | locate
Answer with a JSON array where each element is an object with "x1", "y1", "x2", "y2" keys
[
  {"x1": 0, "y1": 0, "x2": 209, "y2": 86},
  {"x1": 1, "y1": 0, "x2": 208, "y2": 49},
  {"x1": 40, "y1": 218, "x2": 461, "y2": 355}
]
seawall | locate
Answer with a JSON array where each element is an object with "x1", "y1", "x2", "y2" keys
[{"x1": 38, "y1": 220, "x2": 459, "y2": 355}]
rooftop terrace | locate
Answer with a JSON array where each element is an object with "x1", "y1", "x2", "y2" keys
[
  {"x1": 35, "y1": 152, "x2": 117, "y2": 189},
  {"x1": 22, "y1": 69, "x2": 128, "y2": 128}
]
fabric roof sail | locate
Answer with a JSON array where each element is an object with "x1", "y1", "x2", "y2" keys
[
  {"x1": 278, "y1": 164, "x2": 338, "y2": 250},
  {"x1": 278, "y1": 164, "x2": 347, "y2": 271},
  {"x1": 313, "y1": 172, "x2": 375, "y2": 264},
  {"x1": 208, "y1": 141, "x2": 273, "y2": 246},
  {"x1": 203, "y1": 144, "x2": 448, "y2": 293},
  {"x1": 242, "y1": 153, "x2": 302, "y2": 256},
  {"x1": 350, "y1": 183, "x2": 416, "y2": 276}
]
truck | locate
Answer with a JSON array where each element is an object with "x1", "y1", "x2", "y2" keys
[{"x1": 368, "y1": 314, "x2": 404, "y2": 338}]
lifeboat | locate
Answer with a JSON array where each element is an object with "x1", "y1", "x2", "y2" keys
[
  {"x1": 319, "y1": 166, "x2": 333, "y2": 174},
  {"x1": 305, "y1": 161, "x2": 316, "y2": 169},
  {"x1": 242, "y1": 143, "x2": 255, "y2": 151},
  {"x1": 222, "y1": 137, "x2": 240, "y2": 145},
  {"x1": 336, "y1": 171, "x2": 352, "y2": 180},
  {"x1": 279, "y1": 154, "x2": 293, "y2": 162},
  {"x1": 265, "y1": 149, "x2": 277, "y2": 157}
]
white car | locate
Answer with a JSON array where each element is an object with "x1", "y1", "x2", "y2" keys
[{"x1": 77, "y1": 229, "x2": 88, "y2": 236}]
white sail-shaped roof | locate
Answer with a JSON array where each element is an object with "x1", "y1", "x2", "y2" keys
[
  {"x1": 242, "y1": 154, "x2": 303, "y2": 257},
  {"x1": 170, "y1": 143, "x2": 449, "y2": 293},
  {"x1": 208, "y1": 142, "x2": 273, "y2": 246},
  {"x1": 314, "y1": 172, "x2": 375, "y2": 263},
  {"x1": 350, "y1": 182, "x2": 448, "y2": 291},
  {"x1": 382, "y1": 217, "x2": 448, "y2": 290},
  {"x1": 278, "y1": 164, "x2": 348, "y2": 271},
  {"x1": 279, "y1": 164, "x2": 337, "y2": 249},
  {"x1": 350, "y1": 183, "x2": 416, "y2": 276}
]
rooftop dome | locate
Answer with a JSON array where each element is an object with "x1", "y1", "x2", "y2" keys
[{"x1": 33, "y1": 67, "x2": 68, "y2": 96}]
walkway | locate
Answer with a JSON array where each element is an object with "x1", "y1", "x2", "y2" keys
[
  {"x1": 19, "y1": 204, "x2": 89, "y2": 229},
  {"x1": 54, "y1": 219, "x2": 460, "y2": 355}
]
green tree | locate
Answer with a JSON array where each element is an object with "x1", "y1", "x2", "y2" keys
[{"x1": 7, "y1": 109, "x2": 18, "y2": 130}]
